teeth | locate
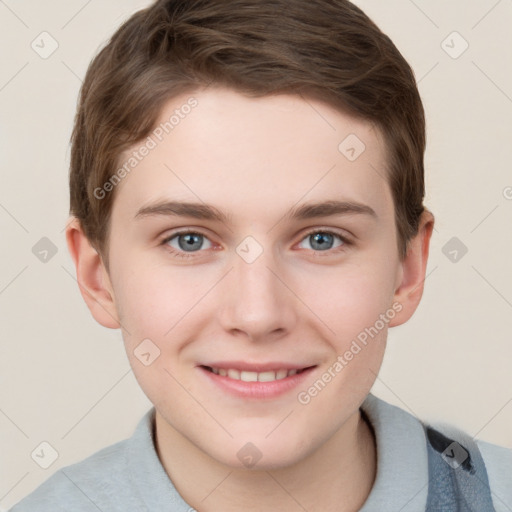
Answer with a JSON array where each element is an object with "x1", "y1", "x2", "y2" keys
[
  {"x1": 258, "y1": 371, "x2": 277, "y2": 382},
  {"x1": 240, "y1": 371, "x2": 258, "y2": 382},
  {"x1": 209, "y1": 367, "x2": 304, "y2": 382},
  {"x1": 276, "y1": 369, "x2": 288, "y2": 379},
  {"x1": 227, "y1": 369, "x2": 240, "y2": 380}
]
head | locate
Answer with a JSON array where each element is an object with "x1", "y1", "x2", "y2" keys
[{"x1": 67, "y1": 0, "x2": 434, "y2": 469}]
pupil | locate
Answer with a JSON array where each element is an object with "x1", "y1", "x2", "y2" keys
[
  {"x1": 312, "y1": 233, "x2": 332, "y2": 251},
  {"x1": 180, "y1": 233, "x2": 202, "y2": 251}
]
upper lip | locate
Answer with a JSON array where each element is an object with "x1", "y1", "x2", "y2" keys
[{"x1": 199, "y1": 361, "x2": 316, "y2": 372}]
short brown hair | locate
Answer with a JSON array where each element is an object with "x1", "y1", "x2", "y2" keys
[{"x1": 70, "y1": 0, "x2": 428, "y2": 270}]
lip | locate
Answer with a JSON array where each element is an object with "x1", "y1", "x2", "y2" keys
[{"x1": 197, "y1": 363, "x2": 317, "y2": 399}]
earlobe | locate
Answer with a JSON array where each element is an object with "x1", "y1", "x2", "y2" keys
[
  {"x1": 388, "y1": 210, "x2": 435, "y2": 327},
  {"x1": 65, "y1": 217, "x2": 120, "y2": 329}
]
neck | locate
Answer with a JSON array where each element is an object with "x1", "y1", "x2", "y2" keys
[{"x1": 154, "y1": 409, "x2": 377, "y2": 512}]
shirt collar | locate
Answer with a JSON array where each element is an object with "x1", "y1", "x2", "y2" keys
[{"x1": 359, "y1": 393, "x2": 429, "y2": 511}]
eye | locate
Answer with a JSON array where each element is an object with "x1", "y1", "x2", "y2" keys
[
  {"x1": 161, "y1": 231, "x2": 213, "y2": 259},
  {"x1": 297, "y1": 229, "x2": 351, "y2": 254},
  {"x1": 160, "y1": 228, "x2": 352, "y2": 260}
]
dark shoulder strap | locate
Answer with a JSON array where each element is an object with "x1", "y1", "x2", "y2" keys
[{"x1": 422, "y1": 422, "x2": 497, "y2": 512}]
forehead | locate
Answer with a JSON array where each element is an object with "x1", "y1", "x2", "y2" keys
[{"x1": 112, "y1": 87, "x2": 392, "y2": 225}]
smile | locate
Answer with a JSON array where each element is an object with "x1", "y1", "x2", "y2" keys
[
  {"x1": 198, "y1": 364, "x2": 317, "y2": 399},
  {"x1": 202, "y1": 366, "x2": 310, "y2": 382}
]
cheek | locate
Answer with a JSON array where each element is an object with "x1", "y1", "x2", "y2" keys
[
  {"x1": 112, "y1": 263, "x2": 197, "y2": 403},
  {"x1": 295, "y1": 264, "x2": 394, "y2": 421},
  {"x1": 113, "y1": 260, "x2": 196, "y2": 336},
  {"x1": 299, "y1": 258, "x2": 396, "y2": 341}
]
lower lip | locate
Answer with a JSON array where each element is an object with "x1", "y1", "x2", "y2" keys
[{"x1": 198, "y1": 366, "x2": 316, "y2": 399}]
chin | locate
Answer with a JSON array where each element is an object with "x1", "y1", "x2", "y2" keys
[{"x1": 206, "y1": 433, "x2": 315, "y2": 471}]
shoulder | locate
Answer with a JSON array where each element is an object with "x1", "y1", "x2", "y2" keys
[
  {"x1": 8, "y1": 428, "x2": 144, "y2": 512},
  {"x1": 417, "y1": 416, "x2": 512, "y2": 512},
  {"x1": 432, "y1": 419, "x2": 512, "y2": 473},
  {"x1": 476, "y1": 438, "x2": 512, "y2": 468},
  {"x1": 360, "y1": 394, "x2": 512, "y2": 511},
  {"x1": 424, "y1": 421, "x2": 512, "y2": 511},
  {"x1": 477, "y1": 438, "x2": 512, "y2": 512}
]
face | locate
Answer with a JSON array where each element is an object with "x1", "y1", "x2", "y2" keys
[{"x1": 104, "y1": 87, "x2": 404, "y2": 468}]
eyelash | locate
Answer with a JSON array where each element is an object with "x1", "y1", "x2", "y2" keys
[{"x1": 160, "y1": 228, "x2": 353, "y2": 260}]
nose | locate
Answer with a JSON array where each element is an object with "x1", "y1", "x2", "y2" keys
[{"x1": 217, "y1": 239, "x2": 298, "y2": 342}]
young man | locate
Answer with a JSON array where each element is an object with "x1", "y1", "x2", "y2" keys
[{"x1": 10, "y1": 0, "x2": 512, "y2": 511}]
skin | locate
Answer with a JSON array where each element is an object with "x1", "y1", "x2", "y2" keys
[{"x1": 67, "y1": 86, "x2": 434, "y2": 511}]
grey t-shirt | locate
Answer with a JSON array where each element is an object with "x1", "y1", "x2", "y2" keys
[{"x1": 8, "y1": 393, "x2": 512, "y2": 511}]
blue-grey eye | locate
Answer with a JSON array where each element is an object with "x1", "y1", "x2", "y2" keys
[
  {"x1": 166, "y1": 232, "x2": 213, "y2": 252},
  {"x1": 298, "y1": 231, "x2": 345, "y2": 251}
]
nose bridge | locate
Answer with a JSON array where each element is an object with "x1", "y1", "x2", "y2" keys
[{"x1": 217, "y1": 234, "x2": 296, "y2": 338}]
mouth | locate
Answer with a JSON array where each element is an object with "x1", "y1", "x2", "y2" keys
[
  {"x1": 198, "y1": 363, "x2": 317, "y2": 399},
  {"x1": 200, "y1": 365, "x2": 314, "y2": 382}
]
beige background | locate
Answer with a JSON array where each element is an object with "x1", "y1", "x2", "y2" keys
[{"x1": 1, "y1": 0, "x2": 511, "y2": 508}]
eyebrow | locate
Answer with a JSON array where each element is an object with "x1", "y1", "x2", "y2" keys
[{"x1": 134, "y1": 199, "x2": 377, "y2": 223}]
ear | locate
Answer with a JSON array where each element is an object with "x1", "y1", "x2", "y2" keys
[
  {"x1": 388, "y1": 210, "x2": 435, "y2": 327},
  {"x1": 65, "y1": 217, "x2": 120, "y2": 329}
]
